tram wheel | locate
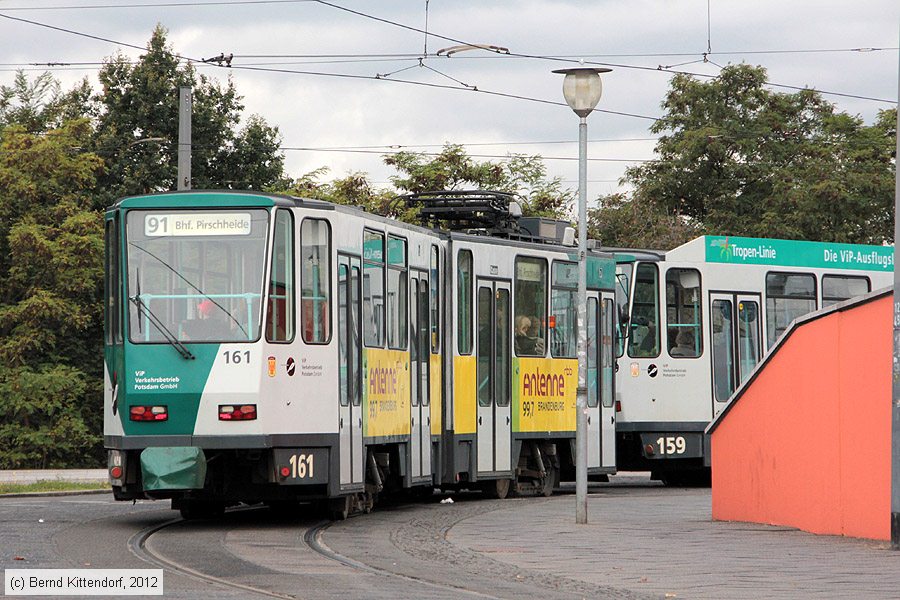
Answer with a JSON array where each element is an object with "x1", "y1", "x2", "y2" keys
[
  {"x1": 178, "y1": 499, "x2": 225, "y2": 520},
  {"x1": 328, "y1": 496, "x2": 352, "y2": 521},
  {"x1": 483, "y1": 478, "x2": 511, "y2": 500},
  {"x1": 540, "y1": 465, "x2": 557, "y2": 497}
]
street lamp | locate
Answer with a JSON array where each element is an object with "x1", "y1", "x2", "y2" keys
[{"x1": 553, "y1": 67, "x2": 611, "y2": 525}]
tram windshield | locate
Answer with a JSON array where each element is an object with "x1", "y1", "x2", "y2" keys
[{"x1": 125, "y1": 209, "x2": 270, "y2": 343}]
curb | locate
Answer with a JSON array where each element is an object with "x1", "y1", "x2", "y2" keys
[{"x1": 0, "y1": 489, "x2": 111, "y2": 499}]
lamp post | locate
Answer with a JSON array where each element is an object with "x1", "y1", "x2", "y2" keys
[{"x1": 553, "y1": 67, "x2": 611, "y2": 525}]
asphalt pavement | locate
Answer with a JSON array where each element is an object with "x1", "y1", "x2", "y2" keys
[{"x1": 3, "y1": 471, "x2": 899, "y2": 599}]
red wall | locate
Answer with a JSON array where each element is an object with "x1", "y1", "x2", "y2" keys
[{"x1": 710, "y1": 295, "x2": 891, "y2": 540}]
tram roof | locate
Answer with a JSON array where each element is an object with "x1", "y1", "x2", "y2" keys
[{"x1": 108, "y1": 189, "x2": 333, "y2": 211}]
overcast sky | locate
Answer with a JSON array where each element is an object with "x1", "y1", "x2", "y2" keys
[{"x1": 0, "y1": 0, "x2": 897, "y2": 205}]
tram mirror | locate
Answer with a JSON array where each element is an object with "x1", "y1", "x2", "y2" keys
[
  {"x1": 679, "y1": 270, "x2": 700, "y2": 289},
  {"x1": 618, "y1": 304, "x2": 629, "y2": 325}
]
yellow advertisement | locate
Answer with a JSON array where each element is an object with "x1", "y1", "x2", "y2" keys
[
  {"x1": 430, "y1": 353, "x2": 442, "y2": 436},
  {"x1": 453, "y1": 355, "x2": 476, "y2": 434},
  {"x1": 363, "y1": 348, "x2": 411, "y2": 438},
  {"x1": 512, "y1": 357, "x2": 577, "y2": 433}
]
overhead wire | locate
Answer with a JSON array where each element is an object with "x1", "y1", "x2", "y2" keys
[{"x1": 0, "y1": 10, "x2": 660, "y2": 121}]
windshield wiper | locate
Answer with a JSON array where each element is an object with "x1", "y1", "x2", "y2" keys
[
  {"x1": 129, "y1": 294, "x2": 195, "y2": 360},
  {"x1": 129, "y1": 242, "x2": 249, "y2": 338}
]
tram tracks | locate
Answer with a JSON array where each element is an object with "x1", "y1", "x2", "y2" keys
[{"x1": 128, "y1": 507, "x2": 504, "y2": 600}]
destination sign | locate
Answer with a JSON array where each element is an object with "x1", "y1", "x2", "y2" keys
[{"x1": 144, "y1": 213, "x2": 252, "y2": 237}]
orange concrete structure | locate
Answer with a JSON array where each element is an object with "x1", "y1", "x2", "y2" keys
[{"x1": 707, "y1": 290, "x2": 891, "y2": 540}]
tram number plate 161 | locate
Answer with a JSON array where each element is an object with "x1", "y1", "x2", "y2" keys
[
  {"x1": 639, "y1": 433, "x2": 702, "y2": 459},
  {"x1": 273, "y1": 448, "x2": 328, "y2": 484}
]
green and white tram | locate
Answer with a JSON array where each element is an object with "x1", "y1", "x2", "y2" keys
[
  {"x1": 103, "y1": 190, "x2": 619, "y2": 516},
  {"x1": 613, "y1": 235, "x2": 893, "y2": 484}
]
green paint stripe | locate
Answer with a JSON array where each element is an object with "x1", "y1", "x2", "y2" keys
[{"x1": 705, "y1": 236, "x2": 893, "y2": 272}]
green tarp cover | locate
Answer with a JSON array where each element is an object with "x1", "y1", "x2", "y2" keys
[{"x1": 140, "y1": 446, "x2": 207, "y2": 491}]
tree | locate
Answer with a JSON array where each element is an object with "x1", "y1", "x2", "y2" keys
[
  {"x1": 93, "y1": 25, "x2": 285, "y2": 207},
  {"x1": 588, "y1": 193, "x2": 699, "y2": 249},
  {"x1": 617, "y1": 64, "x2": 896, "y2": 246},
  {"x1": 0, "y1": 120, "x2": 104, "y2": 468},
  {"x1": 0, "y1": 71, "x2": 94, "y2": 135},
  {"x1": 386, "y1": 144, "x2": 573, "y2": 223}
]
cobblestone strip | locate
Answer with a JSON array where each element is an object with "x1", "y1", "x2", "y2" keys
[{"x1": 326, "y1": 497, "x2": 660, "y2": 600}]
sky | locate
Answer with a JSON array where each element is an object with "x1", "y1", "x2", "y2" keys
[{"x1": 0, "y1": 0, "x2": 898, "y2": 206}]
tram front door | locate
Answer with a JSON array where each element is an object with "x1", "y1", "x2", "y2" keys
[{"x1": 709, "y1": 292, "x2": 762, "y2": 419}]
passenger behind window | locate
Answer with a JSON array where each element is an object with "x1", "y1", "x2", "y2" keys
[
  {"x1": 515, "y1": 315, "x2": 545, "y2": 356},
  {"x1": 670, "y1": 330, "x2": 694, "y2": 357},
  {"x1": 182, "y1": 299, "x2": 230, "y2": 341}
]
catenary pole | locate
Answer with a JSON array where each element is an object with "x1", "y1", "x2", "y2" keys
[{"x1": 177, "y1": 86, "x2": 192, "y2": 191}]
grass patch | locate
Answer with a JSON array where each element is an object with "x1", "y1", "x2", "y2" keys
[{"x1": 0, "y1": 480, "x2": 109, "y2": 495}]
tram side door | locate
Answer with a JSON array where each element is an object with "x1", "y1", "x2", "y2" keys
[
  {"x1": 600, "y1": 292, "x2": 617, "y2": 470},
  {"x1": 586, "y1": 293, "x2": 601, "y2": 469},
  {"x1": 409, "y1": 271, "x2": 432, "y2": 481},
  {"x1": 476, "y1": 280, "x2": 512, "y2": 475},
  {"x1": 709, "y1": 292, "x2": 762, "y2": 418},
  {"x1": 338, "y1": 255, "x2": 364, "y2": 488}
]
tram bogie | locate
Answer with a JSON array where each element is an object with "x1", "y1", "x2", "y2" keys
[{"x1": 103, "y1": 190, "x2": 619, "y2": 516}]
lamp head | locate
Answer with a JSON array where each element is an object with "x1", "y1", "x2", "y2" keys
[{"x1": 552, "y1": 67, "x2": 611, "y2": 118}]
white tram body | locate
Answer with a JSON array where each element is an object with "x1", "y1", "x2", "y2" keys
[
  {"x1": 104, "y1": 190, "x2": 618, "y2": 517},
  {"x1": 613, "y1": 235, "x2": 893, "y2": 483}
]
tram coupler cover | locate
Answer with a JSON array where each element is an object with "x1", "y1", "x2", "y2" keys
[{"x1": 140, "y1": 447, "x2": 207, "y2": 491}]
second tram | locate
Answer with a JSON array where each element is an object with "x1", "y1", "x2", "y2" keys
[{"x1": 612, "y1": 235, "x2": 893, "y2": 484}]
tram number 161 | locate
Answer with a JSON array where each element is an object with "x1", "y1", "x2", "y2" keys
[
  {"x1": 656, "y1": 436, "x2": 686, "y2": 455},
  {"x1": 289, "y1": 453, "x2": 314, "y2": 479},
  {"x1": 273, "y1": 448, "x2": 327, "y2": 484}
]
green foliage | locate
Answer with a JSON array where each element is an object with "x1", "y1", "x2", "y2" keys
[
  {"x1": 588, "y1": 193, "x2": 699, "y2": 250},
  {"x1": 274, "y1": 144, "x2": 574, "y2": 226},
  {"x1": 0, "y1": 365, "x2": 96, "y2": 468},
  {"x1": 0, "y1": 71, "x2": 94, "y2": 135},
  {"x1": 0, "y1": 480, "x2": 108, "y2": 495},
  {"x1": 610, "y1": 64, "x2": 897, "y2": 247},
  {"x1": 0, "y1": 120, "x2": 104, "y2": 468}
]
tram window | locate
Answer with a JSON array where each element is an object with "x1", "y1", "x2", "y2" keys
[
  {"x1": 104, "y1": 218, "x2": 122, "y2": 344},
  {"x1": 601, "y1": 298, "x2": 615, "y2": 409},
  {"x1": 628, "y1": 263, "x2": 660, "y2": 358},
  {"x1": 666, "y1": 268, "x2": 702, "y2": 358},
  {"x1": 712, "y1": 300, "x2": 735, "y2": 402},
  {"x1": 822, "y1": 275, "x2": 870, "y2": 308},
  {"x1": 430, "y1": 245, "x2": 440, "y2": 353},
  {"x1": 457, "y1": 249, "x2": 473, "y2": 355},
  {"x1": 495, "y1": 288, "x2": 511, "y2": 407},
  {"x1": 266, "y1": 210, "x2": 295, "y2": 343},
  {"x1": 614, "y1": 264, "x2": 632, "y2": 357},
  {"x1": 338, "y1": 264, "x2": 349, "y2": 407},
  {"x1": 126, "y1": 208, "x2": 268, "y2": 344},
  {"x1": 477, "y1": 287, "x2": 492, "y2": 408},
  {"x1": 738, "y1": 300, "x2": 760, "y2": 383},
  {"x1": 551, "y1": 261, "x2": 578, "y2": 358},
  {"x1": 587, "y1": 298, "x2": 599, "y2": 408},
  {"x1": 386, "y1": 235, "x2": 408, "y2": 350},
  {"x1": 514, "y1": 257, "x2": 547, "y2": 357},
  {"x1": 765, "y1": 272, "x2": 816, "y2": 347},
  {"x1": 363, "y1": 230, "x2": 385, "y2": 348},
  {"x1": 300, "y1": 218, "x2": 331, "y2": 344}
]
